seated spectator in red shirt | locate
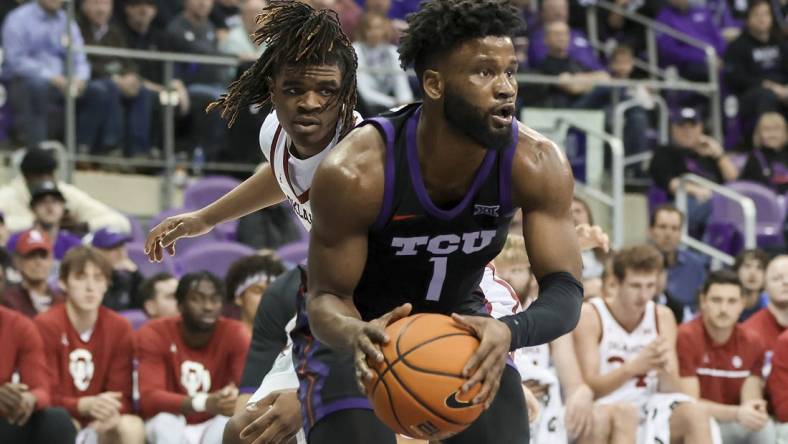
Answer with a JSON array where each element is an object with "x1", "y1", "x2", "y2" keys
[
  {"x1": 138, "y1": 273, "x2": 179, "y2": 319},
  {"x1": 766, "y1": 318, "x2": 788, "y2": 424},
  {"x1": 137, "y1": 271, "x2": 249, "y2": 444},
  {"x1": 0, "y1": 305, "x2": 77, "y2": 444},
  {"x1": 6, "y1": 181, "x2": 82, "y2": 261},
  {"x1": 224, "y1": 254, "x2": 286, "y2": 333},
  {"x1": 678, "y1": 270, "x2": 774, "y2": 443},
  {"x1": 90, "y1": 228, "x2": 142, "y2": 312},
  {"x1": 735, "y1": 249, "x2": 771, "y2": 322},
  {"x1": 743, "y1": 255, "x2": 788, "y2": 374},
  {"x1": 739, "y1": 112, "x2": 788, "y2": 194},
  {"x1": 2, "y1": 229, "x2": 63, "y2": 318},
  {"x1": 34, "y1": 246, "x2": 144, "y2": 443}
]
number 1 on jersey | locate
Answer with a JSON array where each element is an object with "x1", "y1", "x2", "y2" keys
[{"x1": 426, "y1": 257, "x2": 447, "y2": 301}]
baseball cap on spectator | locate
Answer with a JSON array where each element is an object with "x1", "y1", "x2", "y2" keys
[
  {"x1": 20, "y1": 148, "x2": 58, "y2": 177},
  {"x1": 90, "y1": 228, "x2": 132, "y2": 249},
  {"x1": 29, "y1": 181, "x2": 66, "y2": 206},
  {"x1": 15, "y1": 229, "x2": 53, "y2": 255},
  {"x1": 671, "y1": 107, "x2": 702, "y2": 124}
]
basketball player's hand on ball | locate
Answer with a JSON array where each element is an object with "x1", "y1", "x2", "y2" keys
[
  {"x1": 451, "y1": 314, "x2": 511, "y2": 409},
  {"x1": 145, "y1": 211, "x2": 213, "y2": 261},
  {"x1": 241, "y1": 389, "x2": 301, "y2": 444},
  {"x1": 354, "y1": 303, "x2": 413, "y2": 393}
]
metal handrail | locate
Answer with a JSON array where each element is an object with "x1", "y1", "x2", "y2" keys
[
  {"x1": 611, "y1": 93, "x2": 669, "y2": 159},
  {"x1": 675, "y1": 173, "x2": 757, "y2": 265},
  {"x1": 550, "y1": 118, "x2": 625, "y2": 248}
]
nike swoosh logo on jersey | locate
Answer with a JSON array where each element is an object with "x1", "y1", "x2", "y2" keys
[{"x1": 445, "y1": 390, "x2": 474, "y2": 409}]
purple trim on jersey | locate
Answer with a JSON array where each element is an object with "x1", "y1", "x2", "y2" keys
[
  {"x1": 499, "y1": 121, "x2": 519, "y2": 215},
  {"x1": 406, "y1": 106, "x2": 497, "y2": 221},
  {"x1": 360, "y1": 117, "x2": 397, "y2": 230},
  {"x1": 239, "y1": 386, "x2": 258, "y2": 394}
]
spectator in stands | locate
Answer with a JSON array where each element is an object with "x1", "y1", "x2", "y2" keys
[
  {"x1": 678, "y1": 270, "x2": 774, "y2": 443},
  {"x1": 168, "y1": 0, "x2": 232, "y2": 160},
  {"x1": 649, "y1": 108, "x2": 738, "y2": 234},
  {"x1": 362, "y1": 0, "x2": 401, "y2": 40},
  {"x1": 606, "y1": 44, "x2": 652, "y2": 161},
  {"x1": 0, "y1": 305, "x2": 77, "y2": 444},
  {"x1": 121, "y1": 0, "x2": 191, "y2": 134},
  {"x1": 527, "y1": 0, "x2": 603, "y2": 71},
  {"x1": 6, "y1": 182, "x2": 81, "y2": 261},
  {"x1": 743, "y1": 255, "x2": 788, "y2": 357},
  {"x1": 308, "y1": 0, "x2": 362, "y2": 37},
  {"x1": 0, "y1": 148, "x2": 130, "y2": 234},
  {"x1": 78, "y1": 0, "x2": 155, "y2": 158},
  {"x1": 34, "y1": 247, "x2": 144, "y2": 443},
  {"x1": 219, "y1": 0, "x2": 267, "y2": 62},
  {"x1": 0, "y1": 0, "x2": 91, "y2": 150},
  {"x1": 570, "y1": 197, "x2": 607, "y2": 294},
  {"x1": 492, "y1": 234, "x2": 538, "y2": 306},
  {"x1": 137, "y1": 271, "x2": 249, "y2": 443},
  {"x1": 736, "y1": 249, "x2": 771, "y2": 321},
  {"x1": 224, "y1": 254, "x2": 285, "y2": 332},
  {"x1": 598, "y1": 0, "x2": 651, "y2": 54},
  {"x1": 655, "y1": 255, "x2": 687, "y2": 323},
  {"x1": 649, "y1": 204, "x2": 708, "y2": 315},
  {"x1": 535, "y1": 21, "x2": 610, "y2": 108},
  {"x1": 353, "y1": 13, "x2": 413, "y2": 116},
  {"x1": 574, "y1": 245, "x2": 715, "y2": 443},
  {"x1": 656, "y1": 0, "x2": 726, "y2": 81},
  {"x1": 724, "y1": 0, "x2": 788, "y2": 126},
  {"x1": 739, "y1": 112, "x2": 788, "y2": 193},
  {"x1": 209, "y1": 0, "x2": 240, "y2": 35},
  {"x1": 90, "y1": 228, "x2": 142, "y2": 312},
  {"x1": 138, "y1": 273, "x2": 179, "y2": 319},
  {"x1": 2, "y1": 230, "x2": 62, "y2": 318}
]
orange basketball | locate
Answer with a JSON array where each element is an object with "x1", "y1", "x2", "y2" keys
[{"x1": 364, "y1": 313, "x2": 483, "y2": 440}]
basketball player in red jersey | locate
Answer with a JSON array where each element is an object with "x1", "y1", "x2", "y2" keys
[
  {"x1": 305, "y1": 0, "x2": 584, "y2": 442},
  {"x1": 34, "y1": 246, "x2": 144, "y2": 443}
]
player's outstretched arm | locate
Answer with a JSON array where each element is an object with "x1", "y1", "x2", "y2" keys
[
  {"x1": 145, "y1": 164, "x2": 285, "y2": 261},
  {"x1": 305, "y1": 127, "x2": 411, "y2": 391},
  {"x1": 498, "y1": 129, "x2": 584, "y2": 350}
]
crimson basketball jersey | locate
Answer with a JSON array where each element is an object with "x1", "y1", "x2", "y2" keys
[
  {"x1": 259, "y1": 111, "x2": 362, "y2": 231},
  {"x1": 34, "y1": 304, "x2": 135, "y2": 422},
  {"x1": 136, "y1": 316, "x2": 250, "y2": 424},
  {"x1": 590, "y1": 298, "x2": 660, "y2": 406}
]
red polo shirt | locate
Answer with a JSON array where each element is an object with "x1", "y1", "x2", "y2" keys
[{"x1": 678, "y1": 317, "x2": 765, "y2": 405}]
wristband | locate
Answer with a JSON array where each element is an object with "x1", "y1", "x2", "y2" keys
[{"x1": 191, "y1": 393, "x2": 208, "y2": 412}]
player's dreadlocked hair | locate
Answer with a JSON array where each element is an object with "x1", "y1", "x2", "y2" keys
[
  {"x1": 399, "y1": 0, "x2": 522, "y2": 83},
  {"x1": 207, "y1": 1, "x2": 358, "y2": 136}
]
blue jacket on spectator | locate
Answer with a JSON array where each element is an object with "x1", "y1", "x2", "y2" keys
[
  {"x1": 1, "y1": 1, "x2": 90, "y2": 81},
  {"x1": 655, "y1": 4, "x2": 726, "y2": 69},
  {"x1": 667, "y1": 249, "x2": 708, "y2": 311}
]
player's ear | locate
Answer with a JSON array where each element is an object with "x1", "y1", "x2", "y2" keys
[{"x1": 422, "y1": 70, "x2": 443, "y2": 101}]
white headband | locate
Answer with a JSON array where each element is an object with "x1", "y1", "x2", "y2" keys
[{"x1": 235, "y1": 273, "x2": 272, "y2": 298}]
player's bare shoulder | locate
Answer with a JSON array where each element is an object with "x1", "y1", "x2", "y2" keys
[
  {"x1": 511, "y1": 122, "x2": 575, "y2": 208},
  {"x1": 311, "y1": 124, "x2": 387, "y2": 226}
]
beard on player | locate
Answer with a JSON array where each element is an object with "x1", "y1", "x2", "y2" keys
[{"x1": 443, "y1": 84, "x2": 515, "y2": 152}]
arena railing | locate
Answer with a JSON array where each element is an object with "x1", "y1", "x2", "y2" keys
[
  {"x1": 533, "y1": 117, "x2": 625, "y2": 248},
  {"x1": 585, "y1": 0, "x2": 723, "y2": 143},
  {"x1": 675, "y1": 173, "x2": 757, "y2": 265}
]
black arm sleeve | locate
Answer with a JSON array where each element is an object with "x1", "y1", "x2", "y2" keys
[
  {"x1": 239, "y1": 266, "x2": 302, "y2": 393},
  {"x1": 498, "y1": 271, "x2": 584, "y2": 351}
]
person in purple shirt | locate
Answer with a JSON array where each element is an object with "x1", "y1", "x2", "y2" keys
[
  {"x1": 528, "y1": 0, "x2": 604, "y2": 71},
  {"x1": 1, "y1": 0, "x2": 114, "y2": 152},
  {"x1": 655, "y1": 0, "x2": 726, "y2": 81},
  {"x1": 6, "y1": 182, "x2": 82, "y2": 261}
]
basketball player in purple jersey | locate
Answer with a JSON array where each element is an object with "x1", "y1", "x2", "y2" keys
[{"x1": 303, "y1": 0, "x2": 585, "y2": 442}]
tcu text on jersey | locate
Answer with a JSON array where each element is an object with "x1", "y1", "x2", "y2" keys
[{"x1": 391, "y1": 230, "x2": 497, "y2": 256}]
